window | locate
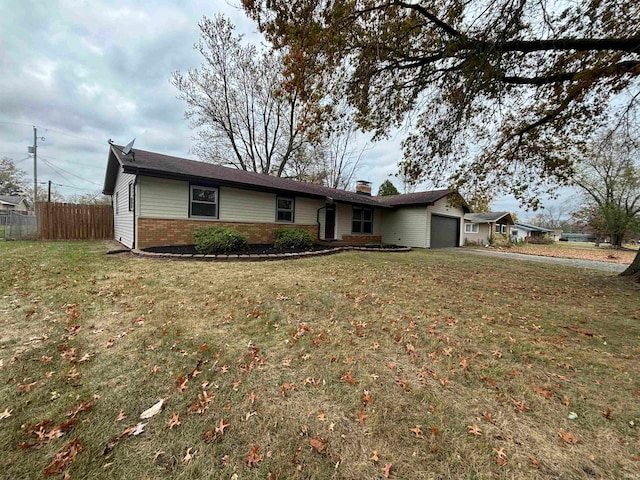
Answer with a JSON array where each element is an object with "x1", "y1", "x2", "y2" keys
[
  {"x1": 128, "y1": 182, "x2": 134, "y2": 212},
  {"x1": 501, "y1": 224, "x2": 507, "y2": 234},
  {"x1": 465, "y1": 223, "x2": 478, "y2": 233},
  {"x1": 115, "y1": 192, "x2": 119, "y2": 215},
  {"x1": 276, "y1": 196, "x2": 294, "y2": 222},
  {"x1": 190, "y1": 185, "x2": 218, "y2": 218},
  {"x1": 352, "y1": 206, "x2": 373, "y2": 234}
]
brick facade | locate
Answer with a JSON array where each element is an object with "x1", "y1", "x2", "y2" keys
[
  {"x1": 136, "y1": 218, "x2": 319, "y2": 249},
  {"x1": 341, "y1": 235, "x2": 383, "y2": 245}
]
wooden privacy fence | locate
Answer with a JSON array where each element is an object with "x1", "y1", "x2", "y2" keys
[{"x1": 38, "y1": 202, "x2": 113, "y2": 240}]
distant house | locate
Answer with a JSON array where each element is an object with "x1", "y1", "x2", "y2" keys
[
  {"x1": 510, "y1": 222, "x2": 552, "y2": 242},
  {"x1": 102, "y1": 144, "x2": 471, "y2": 250},
  {"x1": 463, "y1": 212, "x2": 515, "y2": 245},
  {"x1": 0, "y1": 195, "x2": 30, "y2": 214},
  {"x1": 560, "y1": 232, "x2": 597, "y2": 242}
]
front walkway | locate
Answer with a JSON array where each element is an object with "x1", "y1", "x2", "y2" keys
[{"x1": 454, "y1": 248, "x2": 628, "y2": 273}]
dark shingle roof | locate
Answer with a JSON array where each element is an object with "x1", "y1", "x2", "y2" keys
[
  {"x1": 104, "y1": 146, "x2": 386, "y2": 207},
  {"x1": 375, "y1": 189, "x2": 454, "y2": 206},
  {"x1": 103, "y1": 145, "x2": 468, "y2": 210},
  {"x1": 464, "y1": 212, "x2": 513, "y2": 223}
]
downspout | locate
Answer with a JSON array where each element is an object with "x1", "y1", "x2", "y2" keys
[{"x1": 132, "y1": 176, "x2": 138, "y2": 249}]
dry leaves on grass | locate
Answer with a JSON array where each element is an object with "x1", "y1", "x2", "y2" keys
[
  {"x1": 558, "y1": 430, "x2": 579, "y2": 445},
  {"x1": 468, "y1": 424, "x2": 482, "y2": 436},
  {"x1": 103, "y1": 423, "x2": 147, "y2": 455},
  {"x1": 168, "y1": 412, "x2": 181, "y2": 429},
  {"x1": 310, "y1": 437, "x2": 327, "y2": 454},
  {"x1": 0, "y1": 408, "x2": 13, "y2": 420},
  {"x1": 245, "y1": 445, "x2": 263, "y2": 467},
  {"x1": 44, "y1": 437, "x2": 83, "y2": 476}
]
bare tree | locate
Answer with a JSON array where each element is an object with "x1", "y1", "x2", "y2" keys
[{"x1": 171, "y1": 15, "x2": 316, "y2": 177}]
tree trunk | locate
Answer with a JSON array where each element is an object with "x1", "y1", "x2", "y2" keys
[{"x1": 620, "y1": 249, "x2": 640, "y2": 277}]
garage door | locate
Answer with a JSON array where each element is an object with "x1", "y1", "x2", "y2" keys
[{"x1": 430, "y1": 214, "x2": 459, "y2": 248}]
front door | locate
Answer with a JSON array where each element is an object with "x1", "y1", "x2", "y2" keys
[{"x1": 325, "y1": 206, "x2": 336, "y2": 240}]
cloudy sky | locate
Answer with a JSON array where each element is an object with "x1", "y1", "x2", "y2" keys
[{"x1": 0, "y1": 0, "x2": 569, "y2": 217}]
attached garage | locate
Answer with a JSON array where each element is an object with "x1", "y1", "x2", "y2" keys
[{"x1": 430, "y1": 214, "x2": 460, "y2": 249}]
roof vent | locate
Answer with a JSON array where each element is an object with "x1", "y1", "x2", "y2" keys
[{"x1": 355, "y1": 180, "x2": 372, "y2": 196}]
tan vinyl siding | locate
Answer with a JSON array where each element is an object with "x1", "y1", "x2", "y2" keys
[
  {"x1": 336, "y1": 203, "x2": 351, "y2": 240},
  {"x1": 380, "y1": 207, "x2": 427, "y2": 247},
  {"x1": 295, "y1": 197, "x2": 324, "y2": 225},
  {"x1": 139, "y1": 177, "x2": 188, "y2": 219},
  {"x1": 464, "y1": 223, "x2": 491, "y2": 245},
  {"x1": 334, "y1": 203, "x2": 382, "y2": 240},
  {"x1": 219, "y1": 187, "x2": 275, "y2": 222},
  {"x1": 113, "y1": 167, "x2": 135, "y2": 248},
  {"x1": 426, "y1": 196, "x2": 465, "y2": 248}
]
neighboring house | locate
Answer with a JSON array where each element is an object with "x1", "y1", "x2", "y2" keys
[
  {"x1": 102, "y1": 144, "x2": 470, "y2": 250},
  {"x1": 0, "y1": 195, "x2": 30, "y2": 214},
  {"x1": 463, "y1": 212, "x2": 515, "y2": 245},
  {"x1": 560, "y1": 232, "x2": 598, "y2": 242},
  {"x1": 510, "y1": 222, "x2": 552, "y2": 242}
]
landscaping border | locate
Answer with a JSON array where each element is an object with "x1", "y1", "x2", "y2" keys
[{"x1": 130, "y1": 245, "x2": 411, "y2": 261}]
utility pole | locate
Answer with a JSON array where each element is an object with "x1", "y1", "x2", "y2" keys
[
  {"x1": 32, "y1": 126, "x2": 38, "y2": 208},
  {"x1": 48, "y1": 180, "x2": 52, "y2": 203}
]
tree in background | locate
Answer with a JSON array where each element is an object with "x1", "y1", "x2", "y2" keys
[
  {"x1": 291, "y1": 121, "x2": 365, "y2": 189},
  {"x1": 171, "y1": 15, "x2": 322, "y2": 178},
  {"x1": 377, "y1": 179, "x2": 399, "y2": 196},
  {"x1": 0, "y1": 157, "x2": 28, "y2": 196},
  {"x1": 528, "y1": 205, "x2": 575, "y2": 231},
  {"x1": 573, "y1": 135, "x2": 640, "y2": 247},
  {"x1": 66, "y1": 192, "x2": 111, "y2": 205},
  {"x1": 243, "y1": 0, "x2": 639, "y2": 206}
]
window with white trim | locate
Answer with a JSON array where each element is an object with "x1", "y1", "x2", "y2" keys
[
  {"x1": 190, "y1": 185, "x2": 218, "y2": 218},
  {"x1": 352, "y1": 206, "x2": 373, "y2": 234},
  {"x1": 464, "y1": 223, "x2": 478, "y2": 233},
  {"x1": 276, "y1": 196, "x2": 294, "y2": 222}
]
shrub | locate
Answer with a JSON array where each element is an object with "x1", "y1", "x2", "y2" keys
[
  {"x1": 274, "y1": 227, "x2": 314, "y2": 250},
  {"x1": 527, "y1": 236, "x2": 554, "y2": 245},
  {"x1": 193, "y1": 226, "x2": 248, "y2": 254}
]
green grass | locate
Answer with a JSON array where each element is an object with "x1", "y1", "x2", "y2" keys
[{"x1": 1, "y1": 241, "x2": 639, "y2": 479}]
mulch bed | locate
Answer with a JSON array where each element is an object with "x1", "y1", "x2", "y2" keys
[{"x1": 143, "y1": 244, "x2": 336, "y2": 255}]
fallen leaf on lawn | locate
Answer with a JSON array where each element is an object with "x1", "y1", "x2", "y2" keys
[
  {"x1": 371, "y1": 449, "x2": 380, "y2": 462},
  {"x1": 468, "y1": 424, "x2": 482, "y2": 436},
  {"x1": 140, "y1": 399, "x2": 165, "y2": 419},
  {"x1": 246, "y1": 444, "x2": 263, "y2": 467},
  {"x1": 410, "y1": 426, "x2": 424, "y2": 439},
  {"x1": 327, "y1": 422, "x2": 335, "y2": 431},
  {"x1": 529, "y1": 454, "x2": 540, "y2": 468},
  {"x1": 310, "y1": 437, "x2": 328, "y2": 454},
  {"x1": 357, "y1": 407, "x2": 368, "y2": 425},
  {"x1": 558, "y1": 429, "x2": 579, "y2": 444},
  {"x1": 215, "y1": 418, "x2": 230, "y2": 436},
  {"x1": 482, "y1": 412, "x2": 495, "y2": 424},
  {"x1": 340, "y1": 371, "x2": 358, "y2": 385},
  {"x1": 362, "y1": 390, "x2": 373, "y2": 406},
  {"x1": 0, "y1": 408, "x2": 12, "y2": 420},
  {"x1": 183, "y1": 447, "x2": 196, "y2": 466},
  {"x1": 493, "y1": 447, "x2": 507, "y2": 460},
  {"x1": 177, "y1": 375, "x2": 189, "y2": 392},
  {"x1": 44, "y1": 437, "x2": 83, "y2": 476},
  {"x1": 66, "y1": 399, "x2": 93, "y2": 418},
  {"x1": 103, "y1": 422, "x2": 147, "y2": 455},
  {"x1": 382, "y1": 463, "x2": 392, "y2": 478},
  {"x1": 131, "y1": 422, "x2": 146, "y2": 436},
  {"x1": 115, "y1": 410, "x2": 126, "y2": 422},
  {"x1": 168, "y1": 412, "x2": 181, "y2": 429},
  {"x1": 601, "y1": 408, "x2": 612, "y2": 420}
]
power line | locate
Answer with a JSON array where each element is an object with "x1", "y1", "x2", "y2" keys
[
  {"x1": 39, "y1": 157, "x2": 79, "y2": 188},
  {"x1": 39, "y1": 155, "x2": 102, "y2": 186}
]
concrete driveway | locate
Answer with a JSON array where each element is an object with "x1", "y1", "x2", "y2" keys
[{"x1": 453, "y1": 248, "x2": 628, "y2": 273}]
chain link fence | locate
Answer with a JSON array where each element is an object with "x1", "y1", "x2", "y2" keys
[{"x1": 0, "y1": 212, "x2": 38, "y2": 241}]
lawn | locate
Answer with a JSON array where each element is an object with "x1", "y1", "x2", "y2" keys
[
  {"x1": 1, "y1": 241, "x2": 639, "y2": 479},
  {"x1": 493, "y1": 242, "x2": 638, "y2": 265}
]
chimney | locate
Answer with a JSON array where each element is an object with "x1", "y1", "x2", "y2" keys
[{"x1": 355, "y1": 180, "x2": 372, "y2": 196}]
